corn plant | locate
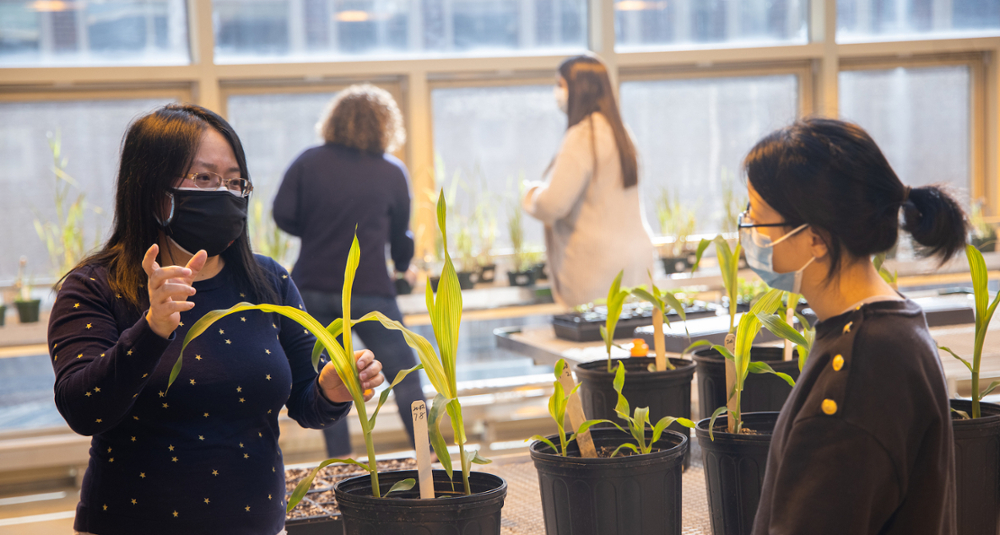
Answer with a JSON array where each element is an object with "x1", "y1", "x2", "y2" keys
[
  {"x1": 600, "y1": 271, "x2": 631, "y2": 373},
  {"x1": 169, "y1": 233, "x2": 423, "y2": 504},
  {"x1": 757, "y1": 292, "x2": 815, "y2": 372},
  {"x1": 605, "y1": 362, "x2": 695, "y2": 456},
  {"x1": 655, "y1": 188, "x2": 697, "y2": 258},
  {"x1": 630, "y1": 271, "x2": 691, "y2": 371},
  {"x1": 692, "y1": 234, "x2": 741, "y2": 333},
  {"x1": 528, "y1": 359, "x2": 605, "y2": 456},
  {"x1": 693, "y1": 289, "x2": 796, "y2": 437},
  {"x1": 939, "y1": 244, "x2": 1000, "y2": 419}
]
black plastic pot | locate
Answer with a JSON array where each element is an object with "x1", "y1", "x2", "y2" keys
[
  {"x1": 697, "y1": 412, "x2": 778, "y2": 535},
  {"x1": 575, "y1": 357, "x2": 696, "y2": 466},
  {"x1": 661, "y1": 255, "x2": 694, "y2": 275},
  {"x1": 532, "y1": 262, "x2": 548, "y2": 281},
  {"x1": 479, "y1": 264, "x2": 497, "y2": 283},
  {"x1": 394, "y1": 278, "x2": 413, "y2": 296},
  {"x1": 530, "y1": 427, "x2": 688, "y2": 535},
  {"x1": 952, "y1": 399, "x2": 1000, "y2": 535},
  {"x1": 335, "y1": 469, "x2": 506, "y2": 535},
  {"x1": 15, "y1": 300, "x2": 40, "y2": 323},
  {"x1": 285, "y1": 515, "x2": 340, "y2": 535},
  {"x1": 693, "y1": 347, "x2": 799, "y2": 420},
  {"x1": 508, "y1": 270, "x2": 537, "y2": 287},
  {"x1": 457, "y1": 271, "x2": 476, "y2": 289}
]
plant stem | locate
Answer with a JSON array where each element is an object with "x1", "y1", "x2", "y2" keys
[
  {"x1": 458, "y1": 442, "x2": 471, "y2": 495},
  {"x1": 974, "y1": 324, "x2": 987, "y2": 419},
  {"x1": 356, "y1": 403, "x2": 380, "y2": 497}
]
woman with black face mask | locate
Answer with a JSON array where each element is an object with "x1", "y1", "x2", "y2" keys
[{"x1": 48, "y1": 104, "x2": 384, "y2": 535}]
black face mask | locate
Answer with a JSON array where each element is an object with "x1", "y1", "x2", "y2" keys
[{"x1": 160, "y1": 189, "x2": 248, "y2": 257}]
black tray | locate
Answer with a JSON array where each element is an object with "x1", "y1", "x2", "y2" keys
[{"x1": 552, "y1": 302, "x2": 719, "y2": 342}]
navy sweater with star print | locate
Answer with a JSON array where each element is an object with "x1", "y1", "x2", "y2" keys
[
  {"x1": 753, "y1": 299, "x2": 956, "y2": 535},
  {"x1": 48, "y1": 255, "x2": 351, "y2": 535}
]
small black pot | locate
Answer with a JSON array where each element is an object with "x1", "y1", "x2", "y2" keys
[
  {"x1": 508, "y1": 270, "x2": 537, "y2": 287},
  {"x1": 693, "y1": 347, "x2": 799, "y2": 420},
  {"x1": 575, "y1": 357, "x2": 696, "y2": 466},
  {"x1": 530, "y1": 427, "x2": 688, "y2": 535},
  {"x1": 952, "y1": 399, "x2": 1000, "y2": 535},
  {"x1": 394, "y1": 278, "x2": 413, "y2": 296},
  {"x1": 0, "y1": 305, "x2": 5, "y2": 327},
  {"x1": 335, "y1": 469, "x2": 506, "y2": 535},
  {"x1": 15, "y1": 300, "x2": 40, "y2": 324},
  {"x1": 478, "y1": 264, "x2": 497, "y2": 283},
  {"x1": 697, "y1": 412, "x2": 778, "y2": 535},
  {"x1": 532, "y1": 262, "x2": 548, "y2": 281},
  {"x1": 661, "y1": 256, "x2": 694, "y2": 275},
  {"x1": 457, "y1": 271, "x2": 476, "y2": 290},
  {"x1": 285, "y1": 515, "x2": 340, "y2": 534}
]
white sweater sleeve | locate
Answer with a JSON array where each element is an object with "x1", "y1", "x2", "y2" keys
[{"x1": 523, "y1": 119, "x2": 595, "y2": 225}]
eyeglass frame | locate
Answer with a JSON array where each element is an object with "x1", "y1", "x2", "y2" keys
[
  {"x1": 175, "y1": 171, "x2": 254, "y2": 198},
  {"x1": 737, "y1": 202, "x2": 791, "y2": 229}
]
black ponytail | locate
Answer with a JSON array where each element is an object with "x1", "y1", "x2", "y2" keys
[
  {"x1": 901, "y1": 185, "x2": 968, "y2": 262},
  {"x1": 745, "y1": 117, "x2": 968, "y2": 280}
]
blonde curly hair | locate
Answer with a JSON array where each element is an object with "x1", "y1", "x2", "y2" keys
[{"x1": 316, "y1": 84, "x2": 405, "y2": 155}]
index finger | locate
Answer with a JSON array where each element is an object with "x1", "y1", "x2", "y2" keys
[{"x1": 142, "y1": 244, "x2": 160, "y2": 278}]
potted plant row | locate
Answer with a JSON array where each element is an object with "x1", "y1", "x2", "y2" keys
[
  {"x1": 529, "y1": 358, "x2": 694, "y2": 535},
  {"x1": 655, "y1": 187, "x2": 699, "y2": 274},
  {"x1": 176, "y1": 193, "x2": 507, "y2": 534}
]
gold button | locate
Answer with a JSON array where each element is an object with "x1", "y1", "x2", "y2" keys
[
  {"x1": 832, "y1": 355, "x2": 844, "y2": 371},
  {"x1": 822, "y1": 399, "x2": 838, "y2": 415}
]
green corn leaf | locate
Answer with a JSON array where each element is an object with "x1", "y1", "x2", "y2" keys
[
  {"x1": 691, "y1": 238, "x2": 713, "y2": 274},
  {"x1": 756, "y1": 313, "x2": 809, "y2": 348},
  {"x1": 967, "y1": 244, "x2": 989, "y2": 330},
  {"x1": 610, "y1": 442, "x2": 641, "y2": 458},
  {"x1": 364, "y1": 311, "x2": 450, "y2": 398},
  {"x1": 708, "y1": 405, "x2": 728, "y2": 442},
  {"x1": 797, "y1": 345, "x2": 809, "y2": 372},
  {"x1": 651, "y1": 416, "x2": 696, "y2": 449},
  {"x1": 342, "y1": 234, "x2": 361, "y2": 376},
  {"x1": 469, "y1": 450, "x2": 491, "y2": 465},
  {"x1": 368, "y1": 363, "x2": 424, "y2": 429},
  {"x1": 662, "y1": 291, "x2": 688, "y2": 325},
  {"x1": 747, "y1": 361, "x2": 796, "y2": 387},
  {"x1": 286, "y1": 457, "x2": 370, "y2": 512},
  {"x1": 952, "y1": 406, "x2": 971, "y2": 419},
  {"x1": 981, "y1": 381, "x2": 1000, "y2": 400},
  {"x1": 528, "y1": 435, "x2": 561, "y2": 455},
  {"x1": 604, "y1": 271, "x2": 626, "y2": 355},
  {"x1": 446, "y1": 398, "x2": 468, "y2": 447},
  {"x1": 613, "y1": 362, "x2": 629, "y2": 420},
  {"x1": 714, "y1": 236, "x2": 735, "y2": 300},
  {"x1": 734, "y1": 289, "x2": 784, "y2": 391},
  {"x1": 554, "y1": 358, "x2": 566, "y2": 379},
  {"x1": 682, "y1": 339, "x2": 712, "y2": 355},
  {"x1": 632, "y1": 406, "x2": 650, "y2": 449},
  {"x1": 310, "y1": 318, "x2": 345, "y2": 371},
  {"x1": 631, "y1": 287, "x2": 663, "y2": 311},
  {"x1": 386, "y1": 478, "x2": 416, "y2": 495},
  {"x1": 939, "y1": 346, "x2": 974, "y2": 374},
  {"x1": 427, "y1": 394, "x2": 454, "y2": 485},
  {"x1": 549, "y1": 380, "x2": 565, "y2": 425},
  {"x1": 793, "y1": 310, "x2": 813, "y2": 333},
  {"x1": 570, "y1": 419, "x2": 617, "y2": 441},
  {"x1": 710, "y1": 344, "x2": 735, "y2": 362}
]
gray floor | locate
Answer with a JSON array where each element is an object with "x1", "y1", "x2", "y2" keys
[{"x1": 0, "y1": 314, "x2": 554, "y2": 433}]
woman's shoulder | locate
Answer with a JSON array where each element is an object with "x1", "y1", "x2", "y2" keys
[{"x1": 252, "y1": 255, "x2": 291, "y2": 284}]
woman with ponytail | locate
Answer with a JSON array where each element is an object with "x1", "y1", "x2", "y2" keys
[
  {"x1": 522, "y1": 54, "x2": 654, "y2": 307},
  {"x1": 742, "y1": 117, "x2": 962, "y2": 534}
]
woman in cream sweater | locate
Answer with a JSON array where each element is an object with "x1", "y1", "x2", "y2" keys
[{"x1": 523, "y1": 54, "x2": 655, "y2": 307}]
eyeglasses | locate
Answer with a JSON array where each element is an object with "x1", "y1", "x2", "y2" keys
[
  {"x1": 177, "y1": 172, "x2": 253, "y2": 198},
  {"x1": 737, "y1": 202, "x2": 788, "y2": 229}
]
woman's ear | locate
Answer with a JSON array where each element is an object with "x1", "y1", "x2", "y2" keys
[{"x1": 808, "y1": 227, "x2": 830, "y2": 260}]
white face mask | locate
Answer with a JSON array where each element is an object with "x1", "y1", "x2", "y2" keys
[{"x1": 554, "y1": 86, "x2": 568, "y2": 114}]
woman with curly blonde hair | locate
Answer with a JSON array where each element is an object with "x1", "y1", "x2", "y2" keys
[{"x1": 274, "y1": 84, "x2": 422, "y2": 458}]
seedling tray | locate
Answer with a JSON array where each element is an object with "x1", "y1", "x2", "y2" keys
[
  {"x1": 552, "y1": 302, "x2": 719, "y2": 342},
  {"x1": 285, "y1": 457, "x2": 417, "y2": 534}
]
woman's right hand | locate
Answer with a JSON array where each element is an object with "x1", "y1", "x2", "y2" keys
[{"x1": 142, "y1": 244, "x2": 207, "y2": 339}]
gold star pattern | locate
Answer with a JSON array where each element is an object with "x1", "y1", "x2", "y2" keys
[
  {"x1": 268, "y1": 494, "x2": 272, "y2": 500},
  {"x1": 190, "y1": 379, "x2": 196, "y2": 385},
  {"x1": 240, "y1": 293, "x2": 245, "y2": 298},
  {"x1": 265, "y1": 374, "x2": 271, "y2": 380},
  {"x1": 239, "y1": 398, "x2": 245, "y2": 403},
  {"x1": 127, "y1": 349, "x2": 133, "y2": 356},
  {"x1": 162, "y1": 403, "x2": 169, "y2": 409},
  {"x1": 133, "y1": 416, "x2": 139, "y2": 420},
  {"x1": 179, "y1": 321, "x2": 184, "y2": 327},
  {"x1": 116, "y1": 294, "x2": 121, "y2": 299},
  {"x1": 204, "y1": 412, "x2": 210, "y2": 418},
  {"x1": 195, "y1": 355, "x2": 202, "y2": 360},
  {"x1": 204, "y1": 498, "x2": 210, "y2": 504},
  {"x1": 168, "y1": 445, "x2": 175, "y2": 451},
  {"x1": 198, "y1": 435, "x2": 205, "y2": 441},
  {"x1": 212, "y1": 469, "x2": 218, "y2": 476},
  {"x1": 241, "y1": 317, "x2": 246, "y2": 322},
  {"x1": 239, "y1": 443, "x2": 244, "y2": 448},
  {"x1": 243, "y1": 453, "x2": 249, "y2": 459},
  {"x1": 107, "y1": 447, "x2": 112, "y2": 453},
  {"x1": 131, "y1": 436, "x2": 136, "y2": 442},
  {"x1": 258, "y1": 432, "x2": 262, "y2": 438},
  {"x1": 171, "y1": 456, "x2": 178, "y2": 462},
  {"x1": 77, "y1": 354, "x2": 83, "y2": 359},
  {"x1": 159, "y1": 391, "x2": 165, "y2": 397},
  {"x1": 103, "y1": 504, "x2": 107, "y2": 510},
  {"x1": 237, "y1": 386, "x2": 242, "y2": 392},
  {"x1": 245, "y1": 505, "x2": 251, "y2": 512},
  {"x1": 141, "y1": 373, "x2": 147, "y2": 378},
  {"x1": 96, "y1": 418, "x2": 103, "y2": 423},
  {"x1": 100, "y1": 353, "x2": 105, "y2": 358},
  {"x1": 267, "y1": 409, "x2": 272, "y2": 414},
  {"x1": 86, "y1": 324, "x2": 92, "y2": 329},
  {"x1": 173, "y1": 511, "x2": 178, "y2": 518},
  {"x1": 843, "y1": 322, "x2": 853, "y2": 334},
  {"x1": 281, "y1": 274, "x2": 287, "y2": 279},
  {"x1": 74, "y1": 303, "x2": 80, "y2": 309},
  {"x1": 303, "y1": 329, "x2": 308, "y2": 334},
  {"x1": 219, "y1": 329, "x2": 225, "y2": 335},
  {"x1": 226, "y1": 339, "x2": 231, "y2": 345},
  {"x1": 109, "y1": 458, "x2": 114, "y2": 463},
  {"x1": 131, "y1": 499, "x2": 137, "y2": 505},
  {"x1": 94, "y1": 387, "x2": 101, "y2": 393},
  {"x1": 85, "y1": 391, "x2": 92, "y2": 397},
  {"x1": 272, "y1": 466, "x2": 275, "y2": 472},
  {"x1": 140, "y1": 472, "x2": 145, "y2": 478},
  {"x1": 265, "y1": 349, "x2": 271, "y2": 355}
]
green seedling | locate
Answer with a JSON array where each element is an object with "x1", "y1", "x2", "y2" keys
[
  {"x1": 692, "y1": 235, "x2": 741, "y2": 333},
  {"x1": 688, "y1": 289, "x2": 796, "y2": 437},
  {"x1": 605, "y1": 362, "x2": 695, "y2": 456},
  {"x1": 528, "y1": 359, "x2": 605, "y2": 456},
  {"x1": 600, "y1": 271, "x2": 631, "y2": 373},
  {"x1": 939, "y1": 244, "x2": 1000, "y2": 419},
  {"x1": 631, "y1": 271, "x2": 691, "y2": 371},
  {"x1": 757, "y1": 292, "x2": 815, "y2": 372}
]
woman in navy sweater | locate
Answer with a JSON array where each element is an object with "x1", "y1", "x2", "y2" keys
[
  {"x1": 49, "y1": 104, "x2": 384, "y2": 535},
  {"x1": 273, "y1": 84, "x2": 423, "y2": 458}
]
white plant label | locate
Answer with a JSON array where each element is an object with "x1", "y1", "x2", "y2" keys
[
  {"x1": 411, "y1": 400, "x2": 434, "y2": 499},
  {"x1": 559, "y1": 366, "x2": 598, "y2": 458}
]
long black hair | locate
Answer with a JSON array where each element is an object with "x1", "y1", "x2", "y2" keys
[
  {"x1": 558, "y1": 55, "x2": 639, "y2": 189},
  {"x1": 68, "y1": 104, "x2": 278, "y2": 309},
  {"x1": 744, "y1": 117, "x2": 967, "y2": 278}
]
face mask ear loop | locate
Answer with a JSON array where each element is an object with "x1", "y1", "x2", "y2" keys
[
  {"x1": 767, "y1": 223, "x2": 810, "y2": 248},
  {"x1": 156, "y1": 192, "x2": 175, "y2": 227}
]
